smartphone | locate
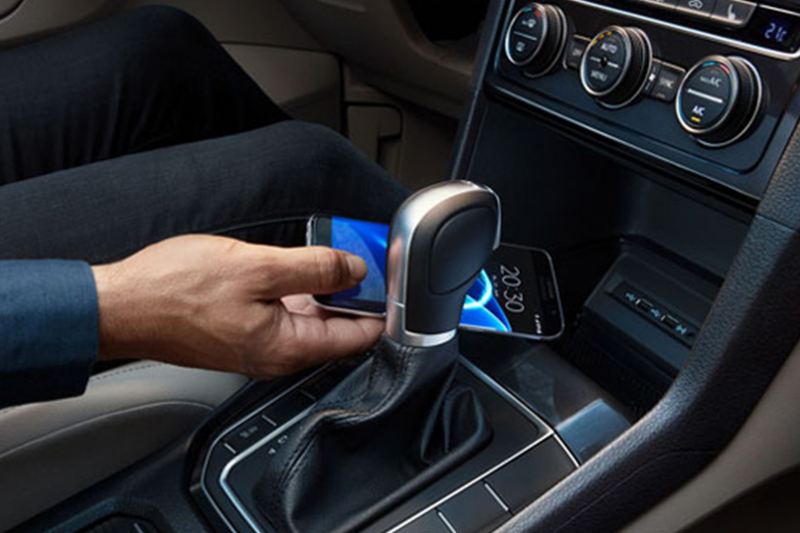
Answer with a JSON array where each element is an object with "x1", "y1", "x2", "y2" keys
[{"x1": 306, "y1": 215, "x2": 564, "y2": 340}]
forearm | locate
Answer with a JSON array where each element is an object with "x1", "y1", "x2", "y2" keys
[{"x1": 0, "y1": 260, "x2": 98, "y2": 407}]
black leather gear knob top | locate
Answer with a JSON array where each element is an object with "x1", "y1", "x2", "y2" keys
[{"x1": 386, "y1": 180, "x2": 501, "y2": 347}]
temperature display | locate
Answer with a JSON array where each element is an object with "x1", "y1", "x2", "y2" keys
[
  {"x1": 747, "y1": 9, "x2": 800, "y2": 52},
  {"x1": 763, "y1": 20, "x2": 790, "y2": 43}
]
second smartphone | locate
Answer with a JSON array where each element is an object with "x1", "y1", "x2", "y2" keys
[{"x1": 306, "y1": 215, "x2": 564, "y2": 341}]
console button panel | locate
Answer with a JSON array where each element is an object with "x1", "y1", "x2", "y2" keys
[
  {"x1": 198, "y1": 361, "x2": 577, "y2": 533},
  {"x1": 490, "y1": 0, "x2": 800, "y2": 199}
]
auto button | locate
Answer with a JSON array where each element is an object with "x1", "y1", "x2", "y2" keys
[
  {"x1": 583, "y1": 31, "x2": 627, "y2": 93},
  {"x1": 580, "y1": 26, "x2": 653, "y2": 108}
]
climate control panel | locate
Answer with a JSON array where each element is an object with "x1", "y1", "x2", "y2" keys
[{"x1": 489, "y1": 0, "x2": 800, "y2": 199}]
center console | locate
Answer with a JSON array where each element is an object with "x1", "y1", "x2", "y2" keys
[
  {"x1": 14, "y1": 2, "x2": 800, "y2": 533},
  {"x1": 489, "y1": 0, "x2": 800, "y2": 198}
]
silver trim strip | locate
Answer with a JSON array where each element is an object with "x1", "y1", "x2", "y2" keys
[
  {"x1": 386, "y1": 358, "x2": 580, "y2": 533},
  {"x1": 484, "y1": 480, "x2": 511, "y2": 512},
  {"x1": 221, "y1": 408, "x2": 313, "y2": 532},
  {"x1": 565, "y1": 0, "x2": 800, "y2": 61},
  {"x1": 199, "y1": 365, "x2": 328, "y2": 533},
  {"x1": 686, "y1": 88, "x2": 724, "y2": 104},
  {"x1": 438, "y1": 511, "x2": 458, "y2": 533}
]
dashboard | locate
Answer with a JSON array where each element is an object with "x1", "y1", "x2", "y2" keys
[{"x1": 486, "y1": 0, "x2": 800, "y2": 199}]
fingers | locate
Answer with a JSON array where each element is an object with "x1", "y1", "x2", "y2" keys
[
  {"x1": 260, "y1": 246, "x2": 368, "y2": 299},
  {"x1": 254, "y1": 309, "x2": 384, "y2": 377},
  {"x1": 286, "y1": 313, "x2": 384, "y2": 365}
]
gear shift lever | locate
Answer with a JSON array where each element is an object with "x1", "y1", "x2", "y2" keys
[
  {"x1": 387, "y1": 180, "x2": 501, "y2": 346},
  {"x1": 254, "y1": 181, "x2": 501, "y2": 533}
]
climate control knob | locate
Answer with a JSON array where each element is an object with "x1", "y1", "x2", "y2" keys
[
  {"x1": 675, "y1": 55, "x2": 763, "y2": 147},
  {"x1": 504, "y1": 3, "x2": 567, "y2": 77},
  {"x1": 580, "y1": 26, "x2": 653, "y2": 108}
]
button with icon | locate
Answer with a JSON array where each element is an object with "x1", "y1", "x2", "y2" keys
[
  {"x1": 676, "y1": 0, "x2": 717, "y2": 18},
  {"x1": 710, "y1": 0, "x2": 756, "y2": 27}
]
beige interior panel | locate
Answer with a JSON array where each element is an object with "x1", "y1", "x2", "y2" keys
[
  {"x1": 622, "y1": 339, "x2": 800, "y2": 533},
  {"x1": 344, "y1": 68, "x2": 458, "y2": 190},
  {"x1": 121, "y1": 0, "x2": 322, "y2": 50},
  {"x1": 278, "y1": 0, "x2": 476, "y2": 118},
  {"x1": 0, "y1": 361, "x2": 248, "y2": 531},
  {"x1": 224, "y1": 44, "x2": 341, "y2": 130},
  {"x1": 0, "y1": 0, "x2": 20, "y2": 19},
  {"x1": 0, "y1": 0, "x2": 111, "y2": 43},
  {"x1": 0, "y1": 0, "x2": 321, "y2": 50},
  {"x1": 0, "y1": 0, "x2": 343, "y2": 130}
]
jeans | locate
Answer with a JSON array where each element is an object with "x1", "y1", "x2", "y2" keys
[{"x1": 0, "y1": 6, "x2": 409, "y2": 264}]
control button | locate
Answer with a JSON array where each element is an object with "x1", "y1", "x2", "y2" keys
[
  {"x1": 676, "y1": 0, "x2": 717, "y2": 18},
  {"x1": 635, "y1": 298, "x2": 654, "y2": 312},
  {"x1": 583, "y1": 31, "x2": 626, "y2": 92},
  {"x1": 623, "y1": 289, "x2": 639, "y2": 304},
  {"x1": 485, "y1": 439, "x2": 575, "y2": 513},
  {"x1": 565, "y1": 35, "x2": 589, "y2": 70},
  {"x1": 674, "y1": 323, "x2": 695, "y2": 339},
  {"x1": 394, "y1": 511, "x2": 451, "y2": 533},
  {"x1": 505, "y1": 3, "x2": 568, "y2": 76},
  {"x1": 662, "y1": 314, "x2": 681, "y2": 329},
  {"x1": 642, "y1": 0, "x2": 678, "y2": 8},
  {"x1": 580, "y1": 26, "x2": 653, "y2": 108},
  {"x1": 506, "y1": 6, "x2": 546, "y2": 65},
  {"x1": 300, "y1": 363, "x2": 352, "y2": 399},
  {"x1": 650, "y1": 62, "x2": 685, "y2": 102},
  {"x1": 438, "y1": 483, "x2": 510, "y2": 532},
  {"x1": 676, "y1": 55, "x2": 762, "y2": 146},
  {"x1": 261, "y1": 389, "x2": 315, "y2": 427},
  {"x1": 224, "y1": 414, "x2": 274, "y2": 453},
  {"x1": 644, "y1": 59, "x2": 661, "y2": 94},
  {"x1": 711, "y1": 0, "x2": 756, "y2": 27}
]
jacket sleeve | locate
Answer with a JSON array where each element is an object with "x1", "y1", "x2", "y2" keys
[{"x1": 0, "y1": 260, "x2": 99, "y2": 408}]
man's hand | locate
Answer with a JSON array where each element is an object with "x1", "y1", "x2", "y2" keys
[{"x1": 91, "y1": 235, "x2": 383, "y2": 378}]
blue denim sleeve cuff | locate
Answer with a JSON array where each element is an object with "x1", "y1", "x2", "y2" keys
[{"x1": 0, "y1": 260, "x2": 99, "y2": 407}]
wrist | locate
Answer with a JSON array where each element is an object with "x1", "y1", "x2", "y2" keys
[{"x1": 92, "y1": 262, "x2": 137, "y2": 360}]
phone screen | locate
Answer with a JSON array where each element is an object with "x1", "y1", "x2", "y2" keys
[{"x1": 314, "y1": 215, "x2": 563, "y2": 339}]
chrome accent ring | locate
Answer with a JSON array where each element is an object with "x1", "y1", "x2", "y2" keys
[
  {"x1": 599, "y1": 27, "x2": 653, "y2": 110},
  {"x1": 580, "y1": 25, "x2": 634, "y2": 99},
  {"x1": 675, "y1": 55, "x2": 741, "y2": 137},
  {"x1": 504, "y1": 3, "x2": 549, "y2": 67}
]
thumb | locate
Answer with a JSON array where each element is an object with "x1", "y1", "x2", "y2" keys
[{"x1": 261, "y1": 246, "x2": 368, "y2": 299}]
